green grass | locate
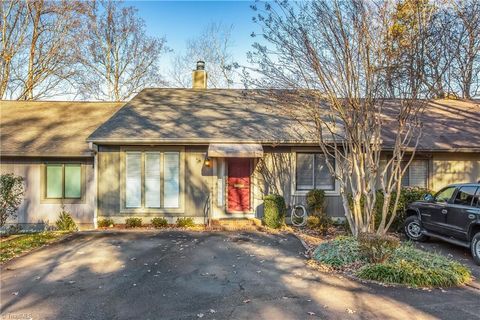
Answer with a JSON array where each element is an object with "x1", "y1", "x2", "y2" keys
[
  {"x1": 0, "y1": 231, "x2": 70, "y2": 263},
  {"x1": 313, "y1": 237, "x2": 472, "y2": 287},
  {"x1": 356, "y1": 244, "x2": 471, "y2": 287}
]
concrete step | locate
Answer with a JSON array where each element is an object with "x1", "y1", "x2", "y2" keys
[{"x1": 209, "y1": 218, "x2": 262, "y2": 231}]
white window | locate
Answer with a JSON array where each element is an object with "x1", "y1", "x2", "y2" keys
[
  {"x1": 126, "y1": 152, "x2": 142, "y2": 208},
  {"x1": 296, "y1": 153, "x2": 334, "y2": 191},
  {"x1": 145, "y1": 152, "x2": 161, "y2": 208},
  {"x1": 164, "y1": 152, "x2": 180, "y2": 208},
  {"x1": 402, "y1": 160, "x2": 428, "y2": 188},
  {"x1": 124, "y1": 150, "x2": 181, "y2": 209}
]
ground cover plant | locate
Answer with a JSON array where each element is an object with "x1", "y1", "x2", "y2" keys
[{"x1": 312, "y1": 236, "x2": 471, "y2": 288}]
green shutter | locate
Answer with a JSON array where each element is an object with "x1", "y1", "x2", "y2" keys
[
  {"x1": 65, "y1": 165, "x2": 81, "y2": 198},
  {"x1": 46, "y1": 165, "x2": 63, "y2": 198}
]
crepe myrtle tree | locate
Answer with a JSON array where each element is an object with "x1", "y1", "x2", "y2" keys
[
  {"x1": 244, "y1": 0, "x2": 443, "y2": 236},
  {"x1": 0, "y1": 174, "x2": 25, "y2": 227}
]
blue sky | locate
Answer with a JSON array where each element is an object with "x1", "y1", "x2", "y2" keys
[{"x1": 127, "y1": 1, "x2": 260, "y2": 74}]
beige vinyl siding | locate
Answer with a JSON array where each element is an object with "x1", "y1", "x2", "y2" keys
[
  {"x1": 0, "y1": 157, "x2": 95, "y2": 228},
  {"x1": 431, "y1": 153, "x2": 480, "y2": 191}
]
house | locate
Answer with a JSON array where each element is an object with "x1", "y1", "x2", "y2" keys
[{"x1": 1, "y1": 63, "x2": 479, "y2": 229}]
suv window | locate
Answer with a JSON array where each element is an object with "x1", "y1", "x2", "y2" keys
[
  {"x1": 474, "y1": 188, "x2": 480, "y2": 208},
  {"x1": 434, "y1": 186, "x2": 456, "y2": 203},
  {"x1": 453, "y1": 186, "x2": 478, "y2": 206}
]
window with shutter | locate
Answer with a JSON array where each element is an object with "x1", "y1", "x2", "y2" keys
[
  {"x1": 145, "y1": 152, "x2": 161, "y2": 208},
  {"x1": 164, "y1": 152, "x2": 180, "y2": 208},
  {"x1": 401, "y1": 160, "x2": 428, "y2": 188},
  {"x1": 315, "y1": 154, "x2": 334, "y2": 190},
  {"x1": 296, "y1": 153, "x2": 335, "y2": 191},
  {"x1": 296, "y1": 153, "x2": 314, "y2": 190},
  {"x1": 126, "y1": 152, "x2": 142, "y2": 208}
]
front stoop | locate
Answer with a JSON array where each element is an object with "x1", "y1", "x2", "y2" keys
[{"x1": 208, "y1": 218, "x2": 262, "y2": 231}]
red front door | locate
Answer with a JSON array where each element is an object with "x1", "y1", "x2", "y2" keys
[{"x1": 227, "y1": 158, "x2": 251, "y2": 212}]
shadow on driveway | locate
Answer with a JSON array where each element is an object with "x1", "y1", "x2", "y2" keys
[{"x1": 1, "y1": 231, "x2": 479, "y2": 320}]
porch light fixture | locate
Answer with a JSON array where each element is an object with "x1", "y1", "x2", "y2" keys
[{"x1": 204, "y1": 157, "x2": 211, "y2": 167}]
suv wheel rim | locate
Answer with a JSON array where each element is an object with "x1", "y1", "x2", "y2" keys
[
  {"x1": 407, "y1": 221, "x2": 422, "y2": 238},
  {"x1": 476, "y1": 239, "x2": 480, "y2": 257}
]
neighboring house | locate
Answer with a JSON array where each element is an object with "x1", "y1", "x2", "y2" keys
[
  {"x1": 0, "y1": 101, "x2": 123, "y2": 229},
  {"x1": 1, "y1": 64, "x2": 479, "y2": 229}
]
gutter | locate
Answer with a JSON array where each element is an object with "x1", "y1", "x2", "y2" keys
[
  {"x1": 89, "y1": 142, "x2": 98, "y2": 229},
  {"x1": 85, "y1": 139, "x2": 480, "y2": 153},
  {"x1": 0, "y1": 152, "x2": 94, "y2": 158}
]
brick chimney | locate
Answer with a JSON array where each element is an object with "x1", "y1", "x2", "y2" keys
[{"x1": 192, "y1": 61, "x2": 207, "y2": 89}]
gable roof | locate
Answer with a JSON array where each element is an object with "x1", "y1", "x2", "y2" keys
[
  {"x1": 0, "y1": 100, "x2": 124, "y2": 157},
  {"x1": 88, "y1": 89, "x2": 315, "y2": 144},
  {"x1": 88, "y1": 88, "x2": 480, "y2": 152}
]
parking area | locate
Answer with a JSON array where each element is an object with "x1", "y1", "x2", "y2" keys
[
  {"x1": 1, "y1": 231, "x2": 479, "y2": 320},
  {"x1": 414, "y1": 238, "x2": 480, "y2": 288}
]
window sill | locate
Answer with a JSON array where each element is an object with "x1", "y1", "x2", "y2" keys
[
  {"x1": 120, "y1": 207, "x2": 184, "y2": 215},
  {"x1": 40, "y1": 198, "x2": 85, "y2": 204},
  {"x1": 293, "y1": 190, "x2": 340, "y2": 196}
]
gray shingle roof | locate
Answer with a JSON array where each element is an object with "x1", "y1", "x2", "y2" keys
[
  {"x1": 88, "y1": 88, "x2": 480, "y2": 151},
  {"x1": 1, "y1": 100, "x2": 124, "y2": 156},
  {"x1": 1, "y1": 90, "x2": 479, "y2": 157},
  {"x1": 87, "y1": 89, "x2": 315, "y2": 144}
]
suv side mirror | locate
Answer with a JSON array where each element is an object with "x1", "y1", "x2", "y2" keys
[{"x1": 423, "y1": 193, "x2": 434, "y2": 202}]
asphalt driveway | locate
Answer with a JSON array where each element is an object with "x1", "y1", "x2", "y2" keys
[{"x1": 1, "y1": 231, "x2": 479, "y2": 320}]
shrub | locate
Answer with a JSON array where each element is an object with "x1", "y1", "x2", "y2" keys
[
  {"x1": 176, "y1": 217, "x2": 195, "y2": 228},
  {"x1": 0, "y1": 174, "x2": 25, "y2": 227},
  {"x1": 263, "y1": 194, "x2": 286, "y2": 229},
  {"x1": 374, "y1": 187, "x2": 432, "y2": 231},
  {"x1": 151, "y1": 217, "x2": 168, "y2": 228},
  {"x1": 313, "y1": 236, "x2": 363, "y2": 267},
  {"x1": 358, "y1": 233, "x2": 400, "y2": 263},
  {"x1": 306, "y1": 214, "x2": 332, "y2": 235},
  {"x1": 98, "y1": 218, "x2": 115, "y2": 228},
  {"x1": 125, "y1": 217, "x2": 142, "y2": 228},
  {"x1": 347, "y1": 187, "x2": 431, "y2": 232},
  {"x1": 306, "y1": 189, "x2": 326, "y2": 216},
  {"x1": 55, "y1": 207, "x2": 78, "y2": 231},
  {"x1": 357, "y1": 245, "x2": 471, "y2": 287}
]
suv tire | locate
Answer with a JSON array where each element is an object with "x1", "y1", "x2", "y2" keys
[
  {"x1": 471, "y1": 232, "x2": 480, "y2": 266},
  {"x1": 404, "y1": 216, "x2": 428, "y2": 242}
]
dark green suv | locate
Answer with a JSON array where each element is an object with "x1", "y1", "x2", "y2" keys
[{"x1": 404, "y1": 182, "x2": 480, "y2": 265}]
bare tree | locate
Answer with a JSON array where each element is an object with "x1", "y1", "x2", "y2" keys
[
  {"x1": 170, "y1": 22, "x2": 236, "y2": 88},
  {"x1": 0, "y1": 0, "x2": 29, "y2": 99},
  {"x1": 246, "y1": 0, "x2": 438, "y2": 236},
  {"x1": 1, "y1": 0, "x2": 84, "y2": 100},
  {"x1": 450, "y1": 0, "x2": 480, "y2": 99},
  {"x1": 75, "y1": 0, "x2": 168, "y2": 101}
]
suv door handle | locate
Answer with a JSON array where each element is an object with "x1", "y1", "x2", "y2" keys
[{"x1": 441, "y1": 209, "x2": 448, "y2": 214}]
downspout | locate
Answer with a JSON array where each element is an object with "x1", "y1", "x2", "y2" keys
[{"x1": 89, "y1": 142, "x2": 99, "y2": 229}]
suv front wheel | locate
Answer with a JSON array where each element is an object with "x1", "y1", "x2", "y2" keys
[
  {"x1": 404, "y1": 216, "x2": 428, "y2": 242},
  {"x1": 471, "y1": 232, "x2": 480, "y2": 266}
]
